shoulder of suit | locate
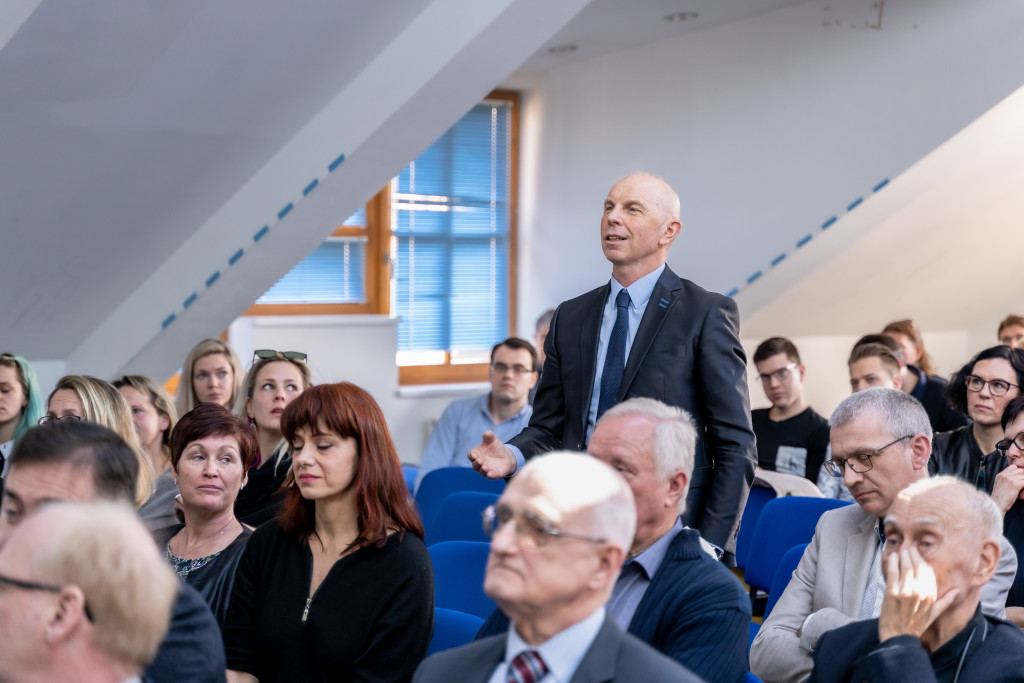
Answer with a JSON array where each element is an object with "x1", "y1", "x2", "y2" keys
[
  {"x1": 819, "y1": 502, "x2": 871, "y2": 530},
  {"x1": 417, "y1": 634, "x2": 504, "y2": 672},
  {"x1": 616, "y1": 630, "x2": 698, "y2": 678}
]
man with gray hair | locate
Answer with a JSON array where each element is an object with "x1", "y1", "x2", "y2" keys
[
  {"x1": 476, "y1": 398, "x2": 751, "y2": 682},
  {"x1": 0, "y1": 500, "x2": 179, "y2": 682},
  {"x1": 811, "y1": 476, "x2": 1024, "y2": 681},
  {"x1": 414, "y1": 452, "x2": 700, "y2": 682},
  {"x1": 751, "y1": 388, "x2": 1017, "y2": 683}
]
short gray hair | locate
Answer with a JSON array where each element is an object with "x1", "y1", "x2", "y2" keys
[
  {"x1": 829, "y1": 387, "x2": 933, "y2": 441},
  {"x1": 600, "y1": 398, "x2": 696, "y2": 512},
  {"x1": 895, "y1": 475, "x2": 1002, "y2": 541}
]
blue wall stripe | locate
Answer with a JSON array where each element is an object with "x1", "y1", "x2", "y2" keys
[
  {"x1": 205, "y1": 271, "x2": 221, "y2": 288},
  {"x1": 796, "y1": 234, "x2": 812, "y2": 248},
  {"x1": 726, "y1": 288, "x2": 739, "y2": 298},
  {"x1": 747, "y1": 271, "x2": 762, "y2": 285},
  {"x1": 821, "y1": 216, "x2": 837, "y2": 230},
  {"x1": 229, "y1": 249, "x2": 244, "y2": 265},
  {"x1": 770, "y1": 253, "x2": 786, "y2": 267},
  {"x1": 847, "y1": 197, "x2": 863, "y2": 211},
  {"x1": 254, "y1": 226, "x2": 270, "y2": 242},
  {"x1": 328, "y1": 153, "x2": 346, "y2": 172},
  {"x1": 302, "y1": 179, "x2": 319, "y2": 196},
  {"x1": 183, "y1": 293, "x2": 198, "y2": 309},
  {"x1": 161, "y1": 313, "x2": 176, "y2": 329},
  {"x1": 873, "y1": 178, "x2": 889, "y2": 192},
  {"x1": 277, "y1": 203, "x2": 293, "y2": 220}
]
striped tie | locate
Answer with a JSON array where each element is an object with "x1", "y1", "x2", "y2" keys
[{"x1": 506, "y1": 649, "x2": 548, "y2": 683}]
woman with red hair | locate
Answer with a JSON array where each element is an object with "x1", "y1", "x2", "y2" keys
[{"x1": 223, "y1": 383, "x2": 433, "y2": 683}]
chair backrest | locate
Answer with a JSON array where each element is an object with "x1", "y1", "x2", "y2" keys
[
  {"x1": 764, "y1": 543, "x2": 808, "y2": 619},
  {"x1": 735, "y1": 485, "x2": 777, "y2": 569},
  {"x1": 428, "y1": 540, "x2": 496, "y2": 619},
  {"x1": 402, "y1": 464, "x2": 418, "y2": 495},
  {"x1": 428, "y1": 608, "x2": 485, "y2": 655},
  {"x1": 744, "y1": 497, "x2": 851, "y2": 593},
  {"x1": 746, "y1": 672, "x2": 764, "y2": 683},
  {"x1": 428, "y1": 491, "x2": 500, "y2": 546},
  {"x1": 416, "y1": 467, "x2": 506, "y2": 532}
]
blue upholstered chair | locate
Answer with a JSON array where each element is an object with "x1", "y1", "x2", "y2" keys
[
  {"x1": 764, "y1": 543, "x2": 808, "y2": 619},
  {"x1": 415, "y1": 467, "x2": 506, "y2": 532},
  {"x1": 735, "y1": 485, "x2": 776, "y2": 570},
  {"x1": 428, "y1": 608, "x2": 485, "y2": 655},
  {"x1": 428, "y1": 541, "x2": 496, "y2": 620},
  {"x1": 428, "y1": 491, "x2": 500, "y2": 546}
]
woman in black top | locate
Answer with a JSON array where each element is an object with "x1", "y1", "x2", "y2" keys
[
  {"x1": 155, "y1": 403, "x2": 258, "y2": 628},
  {"x1": 223, "y1": 383, "x2": 433, "y2": 683},
  {"x1": 991, "y1": 395, "x2": 1024, "y2": 628},
  {"x1": 931, "y1": 346, "x2": 1024, "y2": 492}
]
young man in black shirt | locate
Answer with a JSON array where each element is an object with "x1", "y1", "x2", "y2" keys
[{"x1": 751, "y1": 337, "x2": 830, "y2": 482}]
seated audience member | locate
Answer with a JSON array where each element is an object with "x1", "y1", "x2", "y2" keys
[
  {"x1": 0, "y1": 500, "x2": 179, "y2": 682},
  {"x1": 998, "y1": 314, "x2": 1024, "y2": 348},
  {"x1": 45, "y1": 375, "x2": 154, "y2": 507},
  {"x1": 0, "y1": 353, "x2": 44, "y2": 480},
  {"x1": 224, "y1": 383, "x2": 433, "y2": 682},
  {"x1": 529, "y1": 309, "x2": 555, "y2": 404},
  {"x1": 415, "y1": 338, "x2": 537, "y2": 490},
  {"x1": 414, "y1": 452, "x2": 701, "y2": 683},
  {"x1": 1, "y1": 421, "x2": 227, "y2": 682},
  {"x1": 847, "y1": 339, "x2": 903, "y2": 392},
  {"x1": 750, "y1": 388, "x2": 1016, "y2": 683},
  {"x1": 751, "y1": 337, "x2": 830, "y2": 482},
  {"x1": 991, "y1": 395, "x2": 1024, "y2": 628},
  {"x1": 114, "y1": 375, "x2": 180, "y2": 530},
  {"x1": 478, "y1": 398, "x2": 750, "y2": 682},
  {"x1": 155, "y1": 404, "x2": 257, "y2": 628},
  {"x1": 175, "y1": 339, "x2": 245, "y2": 415},
  {"x1": 232, "y1": 349, "x2": 312, "y2": 526},
  {"x1": 930, "y1": 345, "x2": 1024, "y2": 493},
  {"x1": 881, "y1": 322, "x2": 970, "y2": 432},
  {"x1": 810, "y1": 476, "x2": 1024, "y2": 682}
]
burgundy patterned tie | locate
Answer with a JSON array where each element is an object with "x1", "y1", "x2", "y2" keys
[{"x1": 506, "y1": 649, "x2": 549, "y2": 683}]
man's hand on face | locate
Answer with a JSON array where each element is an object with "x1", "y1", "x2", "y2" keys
[
  {"x1": 468, "y1": 431, "x2": 516, "y2": 479},
  {"x1": 878, "y1": 546, "x2": 960, "y2": 643}
]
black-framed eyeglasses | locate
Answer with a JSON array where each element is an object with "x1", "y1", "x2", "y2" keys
[
  {"x1": 482, "y1": 504, "x2": 606, "y2": 549},
  {"x1": 997, "y1": 432, "x2": 1024, "y2": 457},
  {"x1": 37, "y1": 415, "x2": 83, "y2": 425},
  {"x1": 757, "y1": 362, "x2": 798, "y2": 384},
  {"x1": 964, "y1": 375, "x2": 1019, "y2": 397},
  {"x1": 490, "y1": 362, "x2": 535, "y2": 375},
  {"x1": 253, "y1": 349, "x2": 307, "y2": 364},
  {"x1": 823, "y1": 434, "x2": 915, "y2": 478},
  {"x1": 0, "y1": 572, "x2": 94, "y2": 622}
]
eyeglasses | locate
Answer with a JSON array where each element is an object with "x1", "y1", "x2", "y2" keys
[
  {"x1": 823, "y1": 434, "x2": 914, "y2": 478},
  {"x1": 253, "y1": 349, "x2": 307, "y2": 364},
  {"x1": 757, "y1": 362, "x2": 798, "y2": 384},
  {"x1": 964, "y1": 375, "x2": 1019, "y2": 397},
  {"x1": 996, "y1": 432, "x2": 1024, "y2": 457},
  {"x1": 490, "y1": 362, "x2": 535, "y2": 375},
  {"x1": 0, "y1": 572, "x2": 94, "y2": 622},
  {"x1": 37, "y1": 415, "x2": 83, "y2": 425},
  {"x1": 482, "y1": 504, "x2": 606, "y2": 549}
]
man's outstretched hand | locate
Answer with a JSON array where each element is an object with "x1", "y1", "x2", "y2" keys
[{"x1": 468, "y1": 431, "x2": 516, "y2": 479}]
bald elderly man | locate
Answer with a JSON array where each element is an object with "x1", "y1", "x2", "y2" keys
[
  {"x1": 414, "y1": 452, "x2": 700, "y2": 682},
  {"x1": 470, "y1": 172, "x2": 756, "y2": 556}
]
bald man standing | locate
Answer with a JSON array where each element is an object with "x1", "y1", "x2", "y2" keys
[{"x1": 470, "y1": 172, "x2": 756, "y2": 556}]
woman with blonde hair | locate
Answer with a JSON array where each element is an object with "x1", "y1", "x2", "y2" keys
[
  {"x1": 44, "y1": 375, "x2": 155, "y2": 507},
  {"x1": 174, "y1": 339, "x2": 244, "y2": 416},
  {"x1": 232, "y1": 350, "x2": 312, "y2": 526},
  {"x1": 114, "y1": 375, "x2": 179, "y2": 529}
]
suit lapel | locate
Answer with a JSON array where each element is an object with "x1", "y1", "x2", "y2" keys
[
  {"x1": 468, "y1": 635, "x2": 511, "y2": 682},
  {"x1": 578, "y1": 285, "x2": 609, "y2": 414},
  {"x1": 618, "y1": 266, "x2": 682, "y2": 401},
  {"x1": 842, "y1": 513, "x2": 880, "y2": 615},
  {"x1": 568, "y1": 618, "x2": 619, "y2": 683}
]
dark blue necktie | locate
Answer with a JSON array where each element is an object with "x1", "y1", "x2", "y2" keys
[{"x1": 598, "y1": 288, "x2": 630, "y2": 419}]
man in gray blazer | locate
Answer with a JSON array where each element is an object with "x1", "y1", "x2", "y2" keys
[
  {"x1": 414, "y1": 452, "x2": 699, "y2": 683},
  {"x1": 750, "y1": 388, "x2": 1017, "y2": 683}
]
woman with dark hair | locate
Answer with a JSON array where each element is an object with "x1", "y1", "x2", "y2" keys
[
  {"x1": 223, "y1": 383, "x2": 433, "y2": 683},
  {"x1": 991, "y1": 395, "x2": 1024, "y2": 627},
  {"x1": 930, "y1": 345, "x2": 1024, "y2": 492},
  {"x1": 155, "y1": 403, "x2": 258, "y2": 628}
]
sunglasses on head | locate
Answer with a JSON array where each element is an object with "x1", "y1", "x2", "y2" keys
[{"x1": 252, "y1": 349, "x2": 307, "y2": 364}]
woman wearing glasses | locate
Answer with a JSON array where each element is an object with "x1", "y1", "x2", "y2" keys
[
  {"x1": 174, "y1": 339, "x2": 245, "y2": 415},
  {"x1": 930, "y1": 346, "x2": 1024, "y2": 492},
  {"x1": 231, "y1": 349, "x2": 312, "y2": 526},
  {"x1": 0, "y1": 353, "x2": 44, "y2": 468},
  {"x1": 44, "y1": 375, "x2": 155, "y2": 507},
  {"x1": 993, "y1": 396, "x2": 1024, "y2": 628},
  {"x1": 223, "y1": 382, "x2": 433, "y2": 683}
]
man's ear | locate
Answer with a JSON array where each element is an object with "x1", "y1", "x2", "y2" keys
[
  {"x1": 909, "y1": 434, "x2": 931, "y2": 471},
  {"x1": 666, "y1": 470, "x2": 688, "y2": 510},
  {"x1": 893, "y1": 374, "x2": 904, "y2": 391},
  {"x1": 972, "y1": 539, "x2": 1001, "y2": 587},
  {"x1": 588, "y1": 545, "x2": 626, "y2": 591},
  {"x1": 43, "y1": 586, "x2": 89, "y2": 645},
  {"x1": 660, "y1": 219, "x2": 682, "y2": 246}
]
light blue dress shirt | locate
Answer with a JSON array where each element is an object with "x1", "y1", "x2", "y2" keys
[
  {"x1": 487, "y1": 607, "x2": 606, "y2": 683},
  {"x1": 607, "y1": 518, "x2": 683, "y2": 630}
]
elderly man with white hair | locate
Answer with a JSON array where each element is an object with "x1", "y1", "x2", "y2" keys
[
  {"x1": 414, "y1": 452, "x2": 700, "y2": 683},
  {"x1": 0, "y1": 500, "x2": 179, "y2": 683}
]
